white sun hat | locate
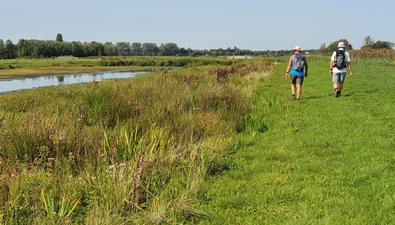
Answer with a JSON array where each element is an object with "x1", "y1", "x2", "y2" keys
[
  {"x1": 294, "y1": 46, "x2": 301, "y2": 51},
  {"x1": 338, "y1": 42, "x2": 346, "y2": 48}
]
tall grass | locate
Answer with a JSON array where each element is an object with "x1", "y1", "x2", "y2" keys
[
  {"x1": 98, "y1": 56, "x2": 234, "y2": 67},
  {"x1": 0, "y1": 56, "x2": 235, "y2": 70},
  {"x1": 349, "y1": 49, "x2": 395, "y2": 59},
  {"x1": 0, "y1": 58, "x2": 272, "y2": 224},
  {"x1": 0, "y1": 56, "x2": 243, "y2": 79}
]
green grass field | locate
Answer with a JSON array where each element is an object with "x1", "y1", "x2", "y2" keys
[
  {"x1": 1, "y1": 55, "x2": 394, "y2": 224},
  {"x1": 198, "y1": 57, "x2": 395, "y2": 224}
]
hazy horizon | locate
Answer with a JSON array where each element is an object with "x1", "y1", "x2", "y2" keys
[{"x1": 1, "y1": 0, "x2": 394, "y2": 50}]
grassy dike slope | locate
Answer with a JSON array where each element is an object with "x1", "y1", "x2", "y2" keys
[
  {"x1": 0, "y1": 59, "x2": 272, "y2": 224},
  {"x1": 199, "y1": 57, "x2": 395, "y2": 224}
]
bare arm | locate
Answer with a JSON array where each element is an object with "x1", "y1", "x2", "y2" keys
[
  {"x1": 348, "y1": 62, "x2": 353, "y2": 76},
  {"x1": 285, "y1": 56, "x2": 292, "y2": 77},
  {"x1": 304, "y1": 59, "x2": 308, "y2": 77}
]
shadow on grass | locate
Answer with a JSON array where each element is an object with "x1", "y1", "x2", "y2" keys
[
  {"x1": 302, "y1": 95, "x2": 329, "y2": 100},
  {"x1": 302, "y1": 92, "x2": 354, "y2": 101},
  {"x1": 343, "y1": 93, "x2": 354, "y2": 97}
]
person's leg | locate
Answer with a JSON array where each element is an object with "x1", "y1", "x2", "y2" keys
[
  {"x1": 333, "y1": 73, "x2": 342, "y2": 98},
  {"x1": 337, "y1": 72, "x2": 346, "y2": 92},
  {"x1": 291, "y1": 84, "x2": 296, "y2": 96},
  {"x1": 291, "y1": 76, "x2": 296, "y2": 99},
  {"x1": 337, "y1": 83, "x2": 343, "y2": 92},
  {"x1": 333, "y1": 73, "x2": 341, "y2": 97},
  {"x1": 296, "y1": 84, "x2": 301, "y2": 99},
  {"x1": 336, "y1": 73, "x2": 346, "y2": 97},
  {"x1": 296, "y1": 77, "x2": 304, "y2": 100},
  {"x1": 333, "y1": 82, "x2": 338, "y2": 92}
]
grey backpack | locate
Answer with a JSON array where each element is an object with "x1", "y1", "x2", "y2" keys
[{"x1": 334, "y1": 50, "x2": 347, "y2": 69}]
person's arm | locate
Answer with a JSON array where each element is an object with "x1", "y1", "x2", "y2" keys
[
  {"x1": 347, "y1": 53, "x2": 353, "y2": 77},
  {"x1": 304, "y1": 58, "x2": 308, "y2": 77},
  {"x1": 329, "y1": 52, "x2": 334, "y2": 75},
  {"x1": 348, "y1": 62, "x2": 353, "y2": 77},
  {"x1": 285, "y1": 56, "x2": 292, "y2": 78}
]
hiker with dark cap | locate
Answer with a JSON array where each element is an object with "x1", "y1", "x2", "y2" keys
[
  {"x1": 330, "y1": 42, "x2": 353, "y2": 97},
  {"x1": 285, "y1": 46, "x2": 308, "y2": 100}
]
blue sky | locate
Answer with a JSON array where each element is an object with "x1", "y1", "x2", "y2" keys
[{"x1": 0, "y1": 0, "x2": 394, "y2": 50}]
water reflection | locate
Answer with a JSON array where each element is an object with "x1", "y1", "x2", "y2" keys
[
  {"x1": 57, "y1": 76, "x2": 65, "y2": 83},
  {"x1": 0, "y1": 71, "x2": 144, "y2": 93}
]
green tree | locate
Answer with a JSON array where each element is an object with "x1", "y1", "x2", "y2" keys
[
  {"x1": 362, "y1": 36, "x2": 375, "y2": 49},
  {"x1": 56, "y1": 33, "x2": 63, "y2": 42},
  {"x1": 0, "y1": 39, "x2": 5, "y2": 59},
  {"x1": 17, "y1": 39, "x2": 33, "y2": 57},
  {"x1": 142, "y1": 43, "x2": 159, "y2": 56},
  {"x1": 62, "y1": 42, "x2": 73, "y2": 56},
  {"x1": 71, "y1": 41, "x2": 84, "y2": 57},
  {"x1": 130, "y1": 42, "x2": 142, "y2": 56},
  {"x1": 371, "y1": 41, "x2": 394, "y2": 49},
  {"x1": 4, "y1": 40, "x2": 16, "y2": 59},
  {"x1": 159, "y1": 43, "x2": 179, "y2": 56},
  {"x1": 361, "y1": 36, "x2": 394, "y2": 50},
  {"x1": 116, "y1": 42, "x2": 130, "y2": 56},
  {"x1": 82, "y1": 41, "x2": 104, "y2": 57},
  {"x1": 104, "y1": 42, "x2": 118, "y2": 56},
  {"x1": 324, "y1": 39, "x2": 353, "y2": 53},
  {"x1": 178, "y1": 48, "x2": 189, "y2": 56}
]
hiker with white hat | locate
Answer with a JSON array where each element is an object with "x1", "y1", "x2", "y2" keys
[
  {"x1": 330, "y1": 42, "x2": 353, "y2": 97},
  {"x1": 285, "y1": 46, "x2": 308, "y2": 100}
]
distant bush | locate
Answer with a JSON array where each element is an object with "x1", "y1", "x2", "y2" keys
[
  {"x1": 320, "y1": 39, "x2": 353, "y2": 55},
  {"x1": 350, "y1": 49, "x2": 395, "y2": 59},
  {"x1": 361, "y1": 36, "x2": 394, "y2": 50}
]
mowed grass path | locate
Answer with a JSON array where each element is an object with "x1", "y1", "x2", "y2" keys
[{"x1": 199, "y1": 57, "x2": 395, "y2": 224}]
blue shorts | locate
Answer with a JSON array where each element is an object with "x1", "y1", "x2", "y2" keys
[
  {"x1": 333, "y1": 72, "x2": 346, "y2": 84},
  {"x1": 290, "y1": 70, "x2": 304, "y2": 77}
]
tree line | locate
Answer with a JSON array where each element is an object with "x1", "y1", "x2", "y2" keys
[
  {"x1": 0, "y1": 33, "x2": 319, "y2": 59},
  {"x1": 0, "y1": 33, "x2": 260, "y2": 59},
  {"x1": 320, "y1": 37, "x2": 394, "y2": 54},
  {"x1": 3, "y1": 33, "x2": 390, "y2": 59}
]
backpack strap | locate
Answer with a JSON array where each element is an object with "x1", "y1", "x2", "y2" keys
[{"x1": 294, "y1": 53, "x2": 299, "y2": 61}]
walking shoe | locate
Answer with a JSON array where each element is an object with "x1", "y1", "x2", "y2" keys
[{"x1": 335, "y1": 90, "x2": 341, "y2": 98}]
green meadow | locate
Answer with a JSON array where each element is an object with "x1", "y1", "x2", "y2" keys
[
  {"x1": 199, "y1": 57, "x2": 395, "y2": 225},
  {"x1": 0, "y1": 55, "x2": 394, "y2": 224}
]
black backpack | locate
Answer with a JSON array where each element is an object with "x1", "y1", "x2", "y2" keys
[
  {"x1": 292, "y1": 53, "x2": 305, "y2": 72},
  {"x1": 334, "y1": 50, "x2": 347, "y2": 69}
]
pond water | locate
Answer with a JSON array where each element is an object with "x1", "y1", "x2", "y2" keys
[{"x1": 0, "y1": 71, "x2": 145, "y2": 93}]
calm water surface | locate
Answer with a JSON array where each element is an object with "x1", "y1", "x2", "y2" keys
[{"x1": 0, "y1": 71, "x2": 145, "y2": 93}]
